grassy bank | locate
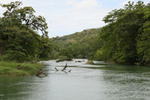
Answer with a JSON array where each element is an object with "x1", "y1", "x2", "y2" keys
[{"x1": 0, "y1": 61, "x2": 43, "y2": 76}]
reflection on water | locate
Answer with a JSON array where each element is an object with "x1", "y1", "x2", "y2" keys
[{"x1": 0, "y1": 59, "x2": 150, "y2": 100}]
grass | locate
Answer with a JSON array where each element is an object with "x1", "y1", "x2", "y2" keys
[{"x1": 0, "y1": 61, "x2": 43, "y2": 76}]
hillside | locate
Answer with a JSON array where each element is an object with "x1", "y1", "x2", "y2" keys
[
  {"x1": 51, "y1": 28, "x2": 101, "y2": 59},
  {"x1": 52, "y1": 28, "x2": 100, "y2": 45}
]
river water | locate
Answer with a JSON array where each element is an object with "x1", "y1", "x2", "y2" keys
[{"x1": 0, "y1": 59, "x2": 150, "y2": 100}]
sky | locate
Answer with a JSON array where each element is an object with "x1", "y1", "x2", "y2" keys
[{"x1": 0, "y1": 0, "x2": 149, "y2": 37}]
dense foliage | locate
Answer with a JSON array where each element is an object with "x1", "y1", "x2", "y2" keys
[
  {"x1": 94, "y1": 1, "x2": 150, "y2": 65},
  {"x1": 0, "y1": 1, "x2": 52, "y2": 62}
]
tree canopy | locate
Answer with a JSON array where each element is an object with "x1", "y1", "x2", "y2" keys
[
  {"x1": 94, "y1": 1, "x2": 150, "y2": 65},
  {"x1": 0, "y1": 1, "x2": 52, "y2": 62}
]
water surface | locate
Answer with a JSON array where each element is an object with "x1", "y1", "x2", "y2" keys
[{"x1": 0, "y1": 59, "x2": 150, "y2": 100}]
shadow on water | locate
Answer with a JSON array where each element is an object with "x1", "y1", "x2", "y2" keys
[{"x1": 0, "y1": 76, "x2": 33, "y2": 100}]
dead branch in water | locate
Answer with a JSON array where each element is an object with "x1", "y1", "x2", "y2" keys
[{"x1": 62, "y1": 63, "x2": 68, "y2": 71}]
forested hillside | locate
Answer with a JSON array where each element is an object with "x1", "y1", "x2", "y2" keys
[{"x1": 52, "y1": 28, "x2": 101, "y2": 59}]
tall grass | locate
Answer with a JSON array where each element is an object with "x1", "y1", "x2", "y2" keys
[{"x1": 0, "y1": 61, "x2": 42, "y2": 76}]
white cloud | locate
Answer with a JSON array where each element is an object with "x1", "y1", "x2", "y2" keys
[
  {"x1": 68, "y1": 0, "x2": 99, "y2": 9},
  {"x1": 53, "y1": 0, "x2": 108, "y2": 36}
]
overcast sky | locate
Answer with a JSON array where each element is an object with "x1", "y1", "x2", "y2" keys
[{"x1": 0, "y1": 0, "x2": 149, "y2": 37}]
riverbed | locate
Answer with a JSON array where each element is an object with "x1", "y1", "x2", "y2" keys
[{"x1": 0, "y1": 59, "x2": 150, "y2": 100}]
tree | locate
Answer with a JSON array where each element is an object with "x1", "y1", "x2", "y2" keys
[
  {"x1": 1, "y1": 1, "x2": 48, "y2": 37},
  {"x1": 96, "y1": 1, "x2": 150, "y2": 65},
  {"x1": 137, "y1": 3, "x2": 150, "y2": 65},
  {"x1": 0, "y1": 1, "x2": 51, "y2": 62}
]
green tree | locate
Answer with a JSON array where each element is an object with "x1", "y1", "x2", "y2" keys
[
  {"x1": 96, "y1": 1, "x2": 149, "y2": 65},
  {"x1": 1, "y1": 1, "x2": 48, "y2": 37},
  {"x1": 137, "y1": 3, "x2": 150, "y2": 65},
  {"x1": 0, "y1": 1, "x2": 51, "y2": 62}
]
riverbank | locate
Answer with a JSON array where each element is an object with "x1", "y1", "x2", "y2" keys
[{"x1": 0, "y1": 61, "x2": 43, "y2": 76}]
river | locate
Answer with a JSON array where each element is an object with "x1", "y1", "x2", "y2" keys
[{"x1": 0, "y1": 59, "x2": 150, "y2": 100}]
